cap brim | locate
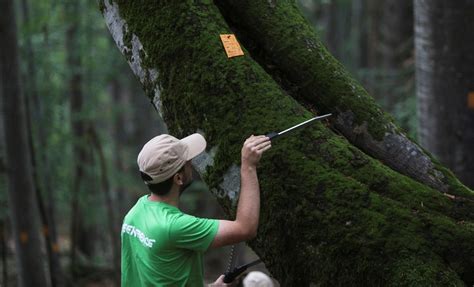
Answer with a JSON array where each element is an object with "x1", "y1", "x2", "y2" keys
[{"x1": 180, "y1": 133, "x2": 206, "y2": 161}]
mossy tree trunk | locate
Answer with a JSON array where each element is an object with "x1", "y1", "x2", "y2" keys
[
  {"x1": 214, "y1": 1, "x2": 473, "y2": 198},
  {"x1": 100, "y1": 1, "x2": 474, "y2": 285}
]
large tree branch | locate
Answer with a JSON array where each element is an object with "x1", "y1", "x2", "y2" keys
[{"x1": 215, "y1": 0, "x2": 473, "y2": 198}]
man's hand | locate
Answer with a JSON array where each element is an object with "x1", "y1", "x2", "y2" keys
[
  {"x1": 208, "y1": 274, "x2": 236, "y2": 287},
  {"x1": 241, "y1": 135, "x2": 271, "y2": 168}
]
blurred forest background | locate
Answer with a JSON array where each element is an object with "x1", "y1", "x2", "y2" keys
[{"x1": 0, "y1": 0, "x2": 471, "y2": 286}]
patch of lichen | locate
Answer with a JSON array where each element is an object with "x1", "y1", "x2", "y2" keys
[{"x1": 108, "y1": 1, "x2": 473, "y2": 285}]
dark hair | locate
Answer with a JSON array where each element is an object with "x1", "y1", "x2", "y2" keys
[{"x1": 140, "y1": 165, "x2": 185, "y2": 196}]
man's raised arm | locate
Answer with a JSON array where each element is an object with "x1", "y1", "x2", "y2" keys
[{"x1": 210, "y1": 135, "x2": 271, "y2": 248}]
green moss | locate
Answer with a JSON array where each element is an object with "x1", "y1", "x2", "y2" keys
[
  {"x1": 215, "y1": 0, "x2": 394, "y2": 140},
  {"x1": 388, "y1": 257, "x2": 465, "y2": 287},
  {"x1": 213, "y1": 0, "x2": 474, "y2": 198},
  {"x1": 108, "y1": 1, "x2": 474, "y2": 285},
  {"x1": 98, "y1": 0, "x2": 106, "y2": 14}
]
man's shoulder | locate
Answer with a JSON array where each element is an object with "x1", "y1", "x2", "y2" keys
[{"x1": 123, "y1": 196, "x2": 146, "y2": 221}]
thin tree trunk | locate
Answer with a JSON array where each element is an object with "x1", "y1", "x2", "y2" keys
[
  {"x1": 19, "y1": 1, "x2": 62, "y2": 285},
  {"x1": 379, "y1": 0, "x2": 414, "y2": 111},
  {"x1": 324, "y1": 0, "x2": 339, "y2": 58},
  {"x1": 0, "y1": 220, "x2": 7, "y2": 287},
  {"x1": 0, "y1": 0, "x2": 49, "y2": 285},
  {"x1": 415, "y1": 0, "x2": 474, "y2": 189},
  {"x1": 39, "y1": 12, "x2": 61, "y2": 260},
  {"x1": 88, "y1": 125, "x2": 120, "y2": 284},
  {"x1": 381, "y1": 0, "x2": 414, "y2": 69},
  {"x1": 109, "y1": 77, "x2": 133, "y2": 218},
  {"x1": 324, "y1": 0, "x2": 352, "y2": 67},
  {"x1": 0, "y1": 82, "x2": 6, "y2": 287},
  {"x1": 66, "y1": 0, "x2": 95, "y2": 275},
  {"x1": 365, "y1": 0, "x2": 382, "y2": 69},
  {"x1": 350, "y1": 0, "x2": 366, "y2": 69},
  {"x1": 24, "y1": 79, "x2": 57, "y2": 287},
  {"x1": 100, "y1": 1, "x2": 474, "y2": 285}
]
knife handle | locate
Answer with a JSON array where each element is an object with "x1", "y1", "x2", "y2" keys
[
  {"x1": 265, "y1": 132, "x2": 279, "y2": 140},
  {"x1": 223, "y1": 265, "x2": 247, "y2": 283}
]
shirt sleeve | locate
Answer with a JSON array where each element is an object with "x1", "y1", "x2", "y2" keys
[{"x1": 169, "y1": 213, "x2": 219, "y2": 252}]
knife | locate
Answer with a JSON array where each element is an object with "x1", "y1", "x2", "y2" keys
[
  {"x1": 265, "y1": 113, "x2": 332, "y2": 140},
  {"x1": 223, "y1": 259, "x2": 263, "y2": 283}
]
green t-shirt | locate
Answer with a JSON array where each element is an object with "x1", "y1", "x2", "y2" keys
[{"x1": 121, "y1": 195, "x2": 219, "y2": 286}]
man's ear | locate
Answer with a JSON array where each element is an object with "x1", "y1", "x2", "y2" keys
[{"x1": 173, "y1": 172, "x2": 183, "y2": 186}]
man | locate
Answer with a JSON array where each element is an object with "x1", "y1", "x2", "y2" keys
[{"x1": 121, "y1": 133, "x2": 271, "y2": 286}]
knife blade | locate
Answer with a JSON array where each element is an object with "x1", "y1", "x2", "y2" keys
[{"x1": 265, "y1": 113, "x2": 332, "y2": 140}]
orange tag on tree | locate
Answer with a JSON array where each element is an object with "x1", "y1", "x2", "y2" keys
[
  {"x1": 220, "y1": 34, "x2": 244, "y2": 58},
  {"x1": 468, "y1": 92, "x2": 474, "y2": 109}
]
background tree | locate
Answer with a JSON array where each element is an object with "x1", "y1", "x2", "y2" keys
[
  {"x1": 19, "y1": 0, "x2": 63, "y2": 284},
  {"x1": 379, "y1": 0, "x2": 415, "y2": 133},
  {"x1": 0, "y1": 0, "x2": 49, "y2": 285},
  {"x1": 65, "y1": 0, "x2": 97, "y2": 274},
  {"x1": 415, "y1": 0, "x2": 474, "y2": 189},
  {"x1": 100, "y1": 1, "x2": 473, "y2": 285}
]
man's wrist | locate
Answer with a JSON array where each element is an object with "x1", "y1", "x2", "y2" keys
[{"x1": 241, "y1": 163, "x2": 256, "y2": 172}]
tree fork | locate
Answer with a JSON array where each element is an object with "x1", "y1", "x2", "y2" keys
[
  {"x1": 99, "y1": 1, "x2": 474, "y2": 285},
  {"x1": 214, "y1": 0, "x2": 473, "y2": 199}
]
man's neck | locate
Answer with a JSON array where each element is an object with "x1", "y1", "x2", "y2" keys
[{"x1": 148, "y1": 190, "x2": 180, "y2": 207}]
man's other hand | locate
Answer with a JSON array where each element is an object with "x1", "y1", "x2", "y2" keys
[{"x1": 208, "y1": 274, "x2": 236, "y2": 287}]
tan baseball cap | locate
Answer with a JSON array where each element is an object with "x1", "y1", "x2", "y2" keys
[{"x1": 137, "y1": 133, "x2": 206, "y2": 184}]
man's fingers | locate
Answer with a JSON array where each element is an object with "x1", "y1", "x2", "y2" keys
[
  {"x1": 246, "y1": 135, "x2": 270, "y2": 145},
  {"x1": 255, "y1": 140, "x2": 271, "y2": 150},
  {"x1": 258, "y1": 144, "x2": 272, "y2": 153}
]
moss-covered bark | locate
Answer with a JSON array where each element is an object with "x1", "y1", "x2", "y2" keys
[
  {"x1": 214, "y1": 0, "x2": 474, "y2": 199},
  {"x1": 100, "y1": 1, "x2": 474, "y2": 285}
]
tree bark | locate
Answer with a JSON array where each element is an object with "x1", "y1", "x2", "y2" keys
[
  {"x1": 214, "y1": 0, "x2": 473, "y2": 198},
  {"x1": 100, "y1": 1, "x2": 474, "y2": 285},
  {"x1": 0, "y1": 0, "x2": 49, "y2": 286},
  {"x1": 415, "y1": 0, "x2": 474, "y2": 190}
]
